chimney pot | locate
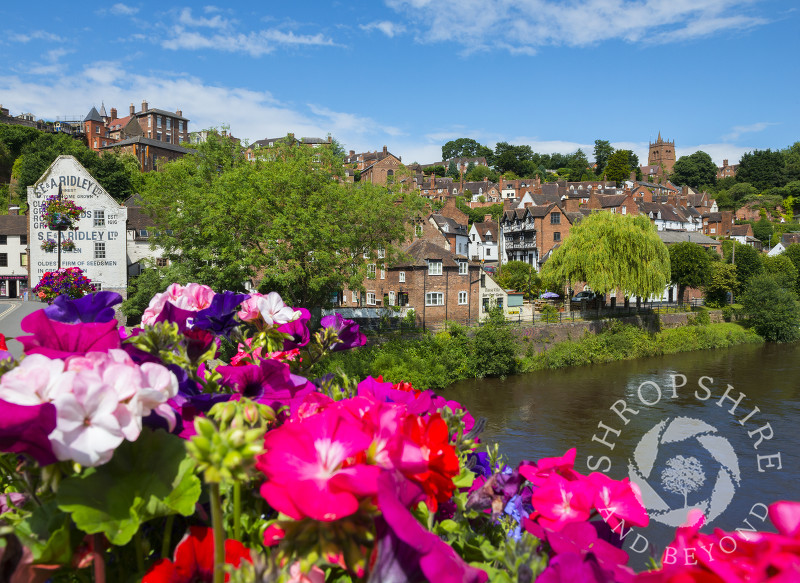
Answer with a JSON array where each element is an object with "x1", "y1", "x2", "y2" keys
[
  {"x1": 142, "y1": 100, "x2": 148, "y2": 112},
  {"x1": 176, "y1": 109, "x2": 182, "y2": 117}
]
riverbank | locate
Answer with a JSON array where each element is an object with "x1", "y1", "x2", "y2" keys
[{"x1": 311, "y1": 315, "x2": 763, "y2": 390}]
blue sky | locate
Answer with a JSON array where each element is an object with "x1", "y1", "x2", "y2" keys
[{"x1": 1, "y1": 1, "x2": 797, "y2": 167}]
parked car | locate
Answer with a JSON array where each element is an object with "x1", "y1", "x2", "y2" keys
[
  {"x1": 571, "y1": 290, "x2": 601, "y2": 302},
  {"x1": 483, "y1": 265, "x2": 497, "y2": 275}
]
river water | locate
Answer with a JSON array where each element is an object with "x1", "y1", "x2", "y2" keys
[{"x1": 443, "y1": 342, "x2": 800, "y2": 565}]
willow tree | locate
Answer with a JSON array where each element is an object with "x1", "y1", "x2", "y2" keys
[{"x1": 542, "y1": 212, "x2": 670, "y2": 300}]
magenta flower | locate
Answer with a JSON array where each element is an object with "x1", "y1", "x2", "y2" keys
[
  {"x1": 530, "y1": 474, "x2": 594, "y2": 532},
  {"x1": 279, "y1": 307, "x2": 311, "y2": 349},
  {"x1": 17, "y1": 310, "x2": 121, "y2": 359},
  {"x1": 320, "y1": 313, "x2": 366, "y2": 351},
  {"x1": 217, "y1": 358, "x2": 315, "y2": 414},
  {"x1": 586, "y1": 472, "x2": 649, "y2": 529},
  {"x1": 372, "y1": 471, "x2": 488, "y2": 583},
  {"x1": 43, "y1": 291, "x2": 122, "y2": 324},
  {"x1": 0, "y1": 400, "x2": 57, "y2": 465},
  {"x1": 256, "y1": 407, "x2": 381, "y2": 521}
]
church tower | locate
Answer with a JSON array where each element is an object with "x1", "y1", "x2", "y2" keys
[{"x1": 648, "y1": 132, "x2": 676, "y2": 175}]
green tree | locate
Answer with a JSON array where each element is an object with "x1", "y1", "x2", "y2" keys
[
  {"x1": 139, "y1": 134, "x2": 422, "y2": 307},
  {"x1": 782, "y1": 243, "x2": 800, "y2": 294},
  {"x1": 763, "y1": 254, "x2": 799, "y2": 292},
  {"x1": 604, "y1": 149, "x2": 634, "y2": 185},
  {"x1": 472, "y1": 308, "x2": 518, "y2": 377},
  {"x1": 441, "y1": 138, "x2": 493, "y2": 164},
  {"x1": 736, "y1": 149, "x2": 786, "y2": 191},
  {"x1": 542, "y1": 213, "x2": 670, "y2": 300},
  {"x1": 783, "y1": 142, "x2": 800, "y2": 183},
  {"x1": 446, "y1": 160, "x2": 460, "y2": 179},
  {"x1": 704, "y1": 262, "x2": 737, "y2": 306},
  {"x1": 752, "y1": 217, "x2": 775, "y2": 244},
  {"x1": 669, "y1": 242, "x2": 711, "y2": 304},
  {"x1": 495, "y1": 261, "x2": 541, "y2": 299},
  {"x1": 464, "y1": 164, "x2": 497, "y2": 183},
  {"x1": 593, "y1": 140, "x2": 614, "y2": 176},
  {"x1": 742, "y1": 273, "x2": 800, "y2": 342},
  {"x1": 729, "y1": 242, "x2": 763, "y2": 293},
  {"x1": 493, "y1": 142, "x2": 534, "y2": 176},
  {"x1": 671, "y1": 151, "x2": 718, "y2": 189}
]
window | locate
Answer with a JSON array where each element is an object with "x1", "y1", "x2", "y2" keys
[
  {"x1": 425, "y1": 292, "x2": 444, "y2": 306},
  {"x1": 0, "y1": 235, "x2": 6, "y2": 245},
  {"x1": 458, "y1": 291, "x2": 468, "y2": 305},
  {"x1": 94, "y1": 242, "x2": 105, "y2": 259},
  {"x1": 380, "y1": 265, "x2": 385, "y2": 279},
  {"x1": 497, "y1": 297, "x2": 504, "y2": 309},
  {"x1": 155, "y1": 258, "x2": 168, "y2": 267},
  {"x1": 550, "y1": 212, "x2": 561, "y2": 224},
  {"x1": 621, "y1": 206, "x2": 627, "y2": 215},
  {"x1": 20, "y1": 235, "x2": 27, "y2": 245},
  {"x1": 415, "y1": 224, "x2": 423, "y2": 237},
  {"x1": 156, "y1": 133, "x2": 162, "y2": 141},
  {"x1": 0, "y1": 253, "x2": 6, "y2": 267},
  {"x1": 553, "y1": 232, "x2": 561, "y2": 242},
  {"x1": 95, "y1": 126, "x2": 100, "y2": 134},
  {"x1": 428, "y1": 260, "x2": 442, "y2": 276},
  {"x1": 94, "y1": 210, "x2": 105, "y2": 227},
  {"x1": 179, "y1": 121, "x2": 184, "y2": 132},
  {"x1": 378, "y1": 247, "x2": 385, "y2": 259},
  {"x1": 459, "y1": 261, "x2": 468, "y2": 275},
  {"x1": 20, "y1": 253, "x2": 27, "y2": 266},
  {"x1": 367, "y1": 263, "x2": 376, "y2": 279},
  {"x1": 166, "y1": 118, "x2": 172, "y2": 130},
  {"x1": 148, "y1": 117, "x2": 152, "y2": 128},
  {"x1": 388, "y1": 291, "x2": 396, "y2": 306},
  {"x1": 366, "y1": 292, "x2": 376, "y2": 305},
  {"x1": 352, "y1": 290, "x2": 358, "y2": 303},
  {"x1": 399, "y1": 271, "x2": 405, "y2": 283},
  {"x1": 157, "y1": 116, "x2": 162, "y2": 128}
]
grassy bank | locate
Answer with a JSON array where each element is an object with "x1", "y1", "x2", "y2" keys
[
  {"x1": 311, "y1": 319, "x2": 763, "y2": 391},
  {"x1": 520, "y1": 320, "x2": 763, "y2": 372}
]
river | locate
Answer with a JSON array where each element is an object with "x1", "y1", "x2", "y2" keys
[{"x1": 443, "y1": 342, "x2": 800, "y2": 565}]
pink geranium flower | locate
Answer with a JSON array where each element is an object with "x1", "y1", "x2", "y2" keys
[
  {"x1": 587, "y1": 472, "x2": 649, "y2": 529},
  {"x1": 257, "y1": 407, "x2": 380, "y2": 521},
  {"x1": 530, "y1": 474, "x2": 594, "y2": 532},
  {"x1": 238, "y1": 291, "x2": 301, "y2": 328},
  {"x1": 141, "y1": 283, "x2": 215, "y2": 326}
]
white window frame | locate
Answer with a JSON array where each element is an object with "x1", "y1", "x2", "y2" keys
[
  {"x1": 380, "y1": 265, "x2": 385, "y2": 279},
  {"x1": 366, "y1": 292, "x2": 376, "y2": 305},
  {"x1": 352, "y1": 290, "x2": 358, "y2": 303},
  {"x1": 388, "y1": 291, "x2": 396, "y2": 306},
  {"x1": 428, "y1": 260, "x2": 442, "y2": 276},
  {"x1": 378, "y1": 247, "x2": 385, "y2": 259},
  {"x1": 94, "y1": 242, "x2": 106, "y2": 259},
  {"x1": 367, "y1": 263, "x2": 376, "y2": 279},
  {"x1": 93, "y1": 210, "x2": 105, "y2": 227},
  {"x1": 399, "y1": 271, "x2": 405, "y2": 283},
  {"x1": 458, "y1": 291, "x2": 468, "y2": 305},
  {"x1": 459, "y1": 261, "x2": 468, "y2": 275},
  {"x1": 425, "y1": 292, "x2": 444, "y2": 306}
]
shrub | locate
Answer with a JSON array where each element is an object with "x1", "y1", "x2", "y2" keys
[{"x1": 742, "y1": 273, "x2": 800, "y2": 342}]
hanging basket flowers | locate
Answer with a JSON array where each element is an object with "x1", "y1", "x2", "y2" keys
[
  {"x1": 41, "y1": 193, "x2": 83, "y2": 231},
  {"x1": 61, "y1": 239, "x2": 76, "y2": 252},
  {"x1": 32, "y1": 267, "x2": 96, "y2": 303},
  {"x1": 40, "y1": 238, "x2": 57, "y2": 252}
]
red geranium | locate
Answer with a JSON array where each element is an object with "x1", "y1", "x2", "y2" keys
[{"x1": 143, "y1": 526, "x2": 251, "y2": 583}]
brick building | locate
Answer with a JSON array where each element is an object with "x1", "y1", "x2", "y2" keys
[
  {"x1": 101, "y1": 137, "x2": 190, "y2": 171},
  {"x1": 501, "y1": 202, "x2": 579, "y2": 269},
  {"x1": 357, "y1": 146, "x2": 403, "y2": 186},
  {"x1": 85, "y1": 101, "x2": 189, "y2": 154},
  {"x1": 717, "y1": 159, "x2": 739, "y2": 180}
]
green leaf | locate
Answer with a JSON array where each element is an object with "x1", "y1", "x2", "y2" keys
[
  {"x1": 56, "y1": 428, "x2": 201, "y2": 545},
  {"x1": 15, "y1": 501, "x2": 73, "y2": 564},
  {"x1": 453, "y1": 466, "x2": 475, "y2": 489}
]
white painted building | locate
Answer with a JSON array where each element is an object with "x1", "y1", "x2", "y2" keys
[
  {"x1": 27, "y1": 156, "x2": 128, "y2": 295},
  {"x1": 468, "y1": 221, "x2": 499, "y2": 264},
  {"x1": 0, "y1": 215, "x2": 29, "y2": 298}
]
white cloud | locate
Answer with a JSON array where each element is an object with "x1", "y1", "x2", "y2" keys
[
  {"x1": 162, "y1": 28, "x2": 336, "y2": 56},
  {"x1": 9, "y1": 30, "x2": 65, "y2": 43},
  {"x1": 722, "y1": 121, "x2": 778, "y2": 141},
  {"x1": 676, "y1": 143, "x2": 753, "y2": 166},
  {"x1": 359, "y1": 21, "x2": 406, "y2": 38},
  {"x1": 386, "y1": 0, "x2": 768, "y2": 53},
  {"x1": 0, "y1": 64, "x2": 404, "y2": 156},
  {"x1": 110, "y1": 3, "x2": 139, "y2": 16},
  {"x1": 177, "y1": 7, "x2": 231, "y2": 29}
]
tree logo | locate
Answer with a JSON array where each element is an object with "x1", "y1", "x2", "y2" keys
[{"x1": 627, "y1": 417, "x2": 741, "y2": 527}]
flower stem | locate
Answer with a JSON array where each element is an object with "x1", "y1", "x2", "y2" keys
[
  {"x1": 92, "y1": 534, "x2": 106, "y2": 583},
  {"x1": 209, "y1": 482, "x2": 225, "y2": 583},
  {"x1": 133, "y1": 529, "x2": 145, "y2": 574},
  {"x1": 233, "y1": 481, "x2": 242, "y2": 541},
  {"x1": 161, "y1": 514, "x2": 175, "y2": 560}
]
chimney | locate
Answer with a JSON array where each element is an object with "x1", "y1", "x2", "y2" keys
[
  {"x1": 382, "y1": 145, "x2": 388, "y2": 155},
  {"x1": 630, "y1": 170, "x2": 636, "y2": 181},
  {"x1": 349, "y1": 150, "x2": 355, "y2": 157},
  {"x1": 130, "y1": 103, "x2": 135, "y2": 115},
  {"x1": 430, "y1": 174, "x2": 435, "y2": 188},
  {"x1": 176, "y1": 109, "x2": 182, "y2": 117},
  {"x1": 110, "y1": 108, "x2": 117, "y2": 120},
  {"x1": 8, "y1": 205, "x2": 19, "y2": 216},
  {"x1": 484, "y1": 214, "x2": 493, "y2": 222},
  {"x1": 141, "y1": 100, "x2": 148, "y2": 112},
  {"x1": 681, "y1": 185, "x2": 689, "y2": 196}
]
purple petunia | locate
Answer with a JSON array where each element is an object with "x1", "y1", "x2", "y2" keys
[
  {"x1": 44, "y1": 291, "x2": 122, "y2": 324},
  {"x1": 320, "y1": 313, "x2": 367, "y2": 351}
]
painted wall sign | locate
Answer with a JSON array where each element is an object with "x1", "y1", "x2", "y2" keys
[{"x1": 27, "y1": 156, "x2": 128, "y2": 293}]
